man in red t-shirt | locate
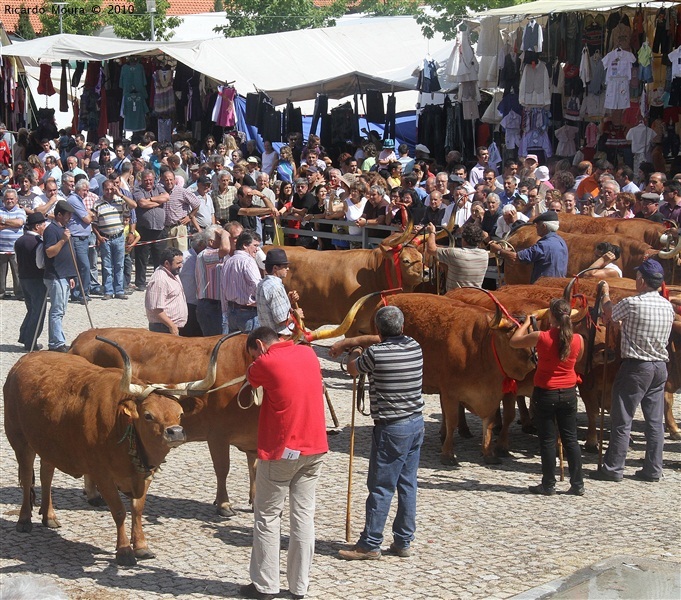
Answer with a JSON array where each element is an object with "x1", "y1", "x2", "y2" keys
[{"x1": 240, "y1": 327, "x2": 328, "y2": 600}]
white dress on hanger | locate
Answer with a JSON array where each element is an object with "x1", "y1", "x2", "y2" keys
[{"x1": 445, "y1": 29, "x2": 479, "y2": 83}]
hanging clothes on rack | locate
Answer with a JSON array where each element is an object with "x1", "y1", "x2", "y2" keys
[
  {"x1": 309, "y1": 94, "x2": 328, "y2": 136},
  {"x1": 522, "y1": 18, "x2": 543, "y2": 64},
  {"x1": 153, "y1": 66, "x2": 175, "y2": 118},
  {"x1": 37, "y1": 64, "x2": 56, "y2": 96},
  {"x1": 601, "y1": 47, "x2": 635, "y2": 110},
  {"x1": 365, "y1": 90, "x2": 385, "y2": 122},
  {"x1": 384, "y1": 94, "x2": 396, "y2": 140},
  {"x1": 519, "y1": 61, "x2": 550, "y2": 108},
  {"x1": 444, "y1": 27, "x2": 479, "y2": 83},
  {"x1": 212, "y1": 85, "x2": 236, "y2": 128},
  {"x1": 59, "y1": 60, "x2": 68, "y2": 112}
]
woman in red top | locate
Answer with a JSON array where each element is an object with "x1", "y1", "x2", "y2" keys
[{"x1": 511, "y1": 298, "x2": 585, "y2": 496}]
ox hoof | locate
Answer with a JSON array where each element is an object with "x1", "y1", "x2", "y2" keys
[
  {"x1": 116, "y1": 547, "x2": 138, "y2": 567},
  {"x1": 483, "y1": 455, "x2": 503, "y2": 465},
  {"x1": 218, "y1": 504, "x2": 237, "y2": 518},
  {"x1": 495, "y1": 448, "x2": 511, "y2": 458},
  {"x1": 440, "y1": 455, "x2": 461, "y2": 467},
  {"x1": 458, "y1": 428, "x2": 473, "y2": 439},
  {"x1": 521, "y1": 424, "x2": 537, "y2": 435},
  {"x1": 87, "y1": 495, "x2": 107, "y2": 507},
  {"x1": 16, "y1": 520, "x2": 32, "y2": 533},
  {"x1": 669, "y1": 430, "x2": 681, "y2": 441},
  {"x1": 583, "y1": 443, "x2": 599, "y2": 454},
  {"x1": 42, "y1": 517, "x2": 61, "y2": 529},
  {"x1": 134, "y1": 547, "x2": 156, "y2": 560}
]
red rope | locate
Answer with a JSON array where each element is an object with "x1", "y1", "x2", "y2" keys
[
  {"x1": 490, "y1": 334, "x2": 518, "y2": 395},
  {"x1": 384, "y1": 247, "x2": 403, "y2": 290},
  {"x1": 661, "y1": 281, "x2": 670, "y2": 301}
]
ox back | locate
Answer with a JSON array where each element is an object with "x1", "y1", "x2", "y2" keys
[{"x1": 70, "y1": 328, "x2": 258, "y2": 517}]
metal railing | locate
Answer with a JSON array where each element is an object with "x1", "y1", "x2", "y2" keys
[{"x1": 276, "y1": 215, "x2": 402, "y2": 249}]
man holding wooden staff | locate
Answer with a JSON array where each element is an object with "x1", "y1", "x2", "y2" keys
[{"x1": 331, "y1": 305, "x2": 424, "y2": 560}]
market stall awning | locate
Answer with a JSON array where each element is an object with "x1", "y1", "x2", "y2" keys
[
  {"x1": 0, "y1": 16, "x2": 451, "y2": 105},
  {"x1": 469, "y1": 0, "x2": 665, "y2": 18}
]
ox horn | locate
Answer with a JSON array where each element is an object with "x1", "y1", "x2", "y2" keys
[
  {"x1": 563, "y1": 277, "x2": 577, "y2": 302},
  {"x1": 306, "y1": 290, "x2": 387, "y2": 341},
  {"x1": 96, "y1": 336, "x2": 148, "y2": 397},
  {"x1": 384, "y1": 220, "x2": 414, "y2": 248},
  {"x1": 659, "y1": 229, "x2": 681, "y2": 259},
  {"x1": 165, "y1": 333, "x2": 238, "y2": 396},
  {"x1": 489, "y1": 303, "x2": 504, "y2": 329},
  {"x1": 530, "y1": 306, "x2": 587, "y2": 323}
]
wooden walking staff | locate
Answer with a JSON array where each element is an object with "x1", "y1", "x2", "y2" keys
[
  {"x1": 346, "y1": 374, "x2": 358, "y2": 543},
  {"x1": 598, "y1": 323, "x2": 610, "y2": 468}
]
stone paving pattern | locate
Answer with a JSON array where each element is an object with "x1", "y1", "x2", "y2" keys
[{"x1": 0, "y1": 291, "x2": 679, "y2": 599}]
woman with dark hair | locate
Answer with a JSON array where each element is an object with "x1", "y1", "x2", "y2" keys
[
  {"x1": 387, "y1": 188, "x2": 426, "y2": 227},
  {"x1": 510, "y1": 298, "x2": 585, "y2": 496},
  {"x1": 13, "y1": 128, "x2": 29, "y2": 164},
  {"x1": 304, "y1": 183, "x2": 334, "y2": 250},
  {"x1": 200, "y1": 135, "x2": 216, "y2": 163}
]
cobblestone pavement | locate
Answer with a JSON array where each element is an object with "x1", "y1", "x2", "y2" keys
[{"x1": 0, "y1": 291, "x2": 679, "y2": 599}]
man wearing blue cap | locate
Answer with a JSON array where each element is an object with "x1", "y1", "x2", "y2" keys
[{"x1": 592, "y1": 259, "x2": 674, "y2": 483}]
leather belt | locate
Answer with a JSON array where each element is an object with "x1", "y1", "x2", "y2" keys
[
  {"x1": 102, "y1": 230, "x2": 124, "y2": 240},
  {"x1": 227, "y1": 300, "x2": 256, "y2": 310}
]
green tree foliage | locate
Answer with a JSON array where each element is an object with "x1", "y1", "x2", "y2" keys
[
  {"x1": 353, "y1": 0, "x2": 420, "y2": 17},
  {"x1": 16, "y1": 5, "x2": 37, "y2": 39},
  {"x1": 39, "y1": 0, "x2": 105, "y2": 35},
  {"x1": 104, "y1": 0, "x2": 180, "y2": 41},
  {"x1": 416, "y1": 0, "x2": 526, "y2": 40},
  {"x1": 214, "y1": 0, "x2": 224, "y2": 11},
  {"x1": 216, "y1": 0, "x2": 346, "y2": 37}
]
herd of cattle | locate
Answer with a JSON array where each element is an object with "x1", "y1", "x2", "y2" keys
[{"x1": 4, "y1": 213, "x2": 680, "y2": 565}]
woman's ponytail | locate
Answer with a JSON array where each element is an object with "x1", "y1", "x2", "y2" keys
[{"x1": 550, "y1": 298, "x2": 573, "y2": 361}]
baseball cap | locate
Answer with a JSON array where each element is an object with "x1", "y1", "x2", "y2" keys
[
  {"x1": 415, "y1": 144, "x2": 430, "y2": 154},
  {"x1": 449, "y1": 174, "x2": 465, "y2": 184},
  {"x1": 197, "y1": 175, "x2": 212, "y2": 185},
  {"x1": 635, "y1": 258, "x2": 664, "y2": 287},
  {"x1": 88, "y1": 161, "x2": 100, "y2": 170},
  {"x1": 525, "y1": 154, "x2": 539, "y2": 164},
  {"x1": 246, "y1": 156, "x2": 260, "y2": 164},
  {"x1": 535, "y1": 166, "x2": 550, "y2": 181}
]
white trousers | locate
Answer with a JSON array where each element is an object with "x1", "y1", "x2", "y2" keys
[{"x1": 250, "y1": 453, "x2": 325, "y2": 596}]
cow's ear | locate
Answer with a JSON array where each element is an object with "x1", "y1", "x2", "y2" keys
[{"x1": 120, "y1": 399, "x2": 139, "y2": 420}]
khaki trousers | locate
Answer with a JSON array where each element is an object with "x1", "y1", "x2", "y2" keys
[{"x1": 165, "y1": 224, "x2": 188, "y2": 252}]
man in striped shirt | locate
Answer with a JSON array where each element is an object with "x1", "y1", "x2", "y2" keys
[
  {"x1": 145, "y1": 247, "x2": 187, "y2": 335},
  {"x1": 196, "y1": 224, "x2": 230, "y2": 336},
  {"x1": 93, "y1": 180, "x2": 137, "y2": 300},
  {"x1": 332, "y1": 306, "x2": 425, "y2": 561},
  {"x1": 221, "y1": 230, "x2": 262, "y2": 334}
]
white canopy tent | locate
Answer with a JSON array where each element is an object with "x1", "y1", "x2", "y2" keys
[
  {"x1": 1, "y1": 16, "x2": 452, "y2": 107},
  {"x1": 469, "y1": 0, "x2": 667, "y2": 18}
]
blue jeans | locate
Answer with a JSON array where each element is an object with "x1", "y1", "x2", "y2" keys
[
  {"x1": 19, "y1": 278, "x2": 46, "y2": 347},
  {"x1": 88, "y1": 231, "x2": 100, "y2": 292},
  {"x1": 70, "y1": 235, "x2": 91, "y2": 300},
  {"x1": 358, "y1": 413, "x2": 424, "y2": 551},
  {"x1": 196, "y1": 298, "x2": 223, "y2": 336},
  {"x1": 44, "y1": 277, "x2": 69, "y2": 349},
  {"x1": 227, "y1": 305, "x2": 259, "y2": 334},
  {"x1": 99, "y1": 234, "x2": 126, "y2": 296}
]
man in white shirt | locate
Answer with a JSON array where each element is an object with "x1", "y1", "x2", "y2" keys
[
  {"x1": 615, "y1": 165, "x2": 640, "y2": 194},
  {"x1": 38, "y1": 139, "x2": 60, "y2": 166},
  {"x1": 469, "y1": 146, "x2": 494, "y2": 186},
  {"x1": 43, "y1": 156, "x2": 63, "y2": 187}
]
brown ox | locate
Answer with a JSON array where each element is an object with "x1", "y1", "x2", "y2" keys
[
  {"x1": 445, "y1": 285, "x2": 595, "y2": 439},
  {"x1": 2, "y1": 337, "x2": 225, "y2": 566},
  {"x1": 70, "y1": 328, "x2": 257, "y2": 518},
  {"x1": 385, "y1": 294, "x2": 536, "y2": 464},
  {"x1": 536, "y1": 277, "x2": 681, "y2": 447},
  {"x1": 504, "y1": 227, "x2": 675, "y2": 284},
  {"x1": 557, "y1": 213, "x2": 667, "y2": 249},
  {"x1": 271, "y1": 229, "x2": 426, "y2": 335}
]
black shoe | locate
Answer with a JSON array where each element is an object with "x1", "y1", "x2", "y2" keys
[
  {"x1": 589, "y1": 468, "x2": 622, "y2": 482},
  {"x1": 101, "y1": 294, "x2": 113, "y2": 300},
  {"x1": 50, "y1": 345, "x2": 69, "y2": 353},
  {"x1": 389, "y1": 542, "x2": 412, "y2": 557},
  {"x1": 528, "y1": 483, "x2": 556, "y2": 496},
  {"x1": 634, "y1": 469, "x2": 660, "y2": 482},
  {"x1": 238, "y1": 583, "x2": 275, "y2": 600},
  {"x1": 565, "y1": 485, "x2": 585, "y2": 496},
  {"x1": 135, "y1": 285, "x2": 146, "y2": 292},
  {"x1": 289, "y1": 593, "x2": 305, "y2": 600},
  {"x1": 24, "y1": 343, "x2": 43, "y2": 352},
  {"x1": 114, "y1": 294, "x2": 128, "y2": 300}
]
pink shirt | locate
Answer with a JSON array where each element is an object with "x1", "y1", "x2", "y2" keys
[{"x1": 145, "y1": 266, "x2": 188, "y2": 327}]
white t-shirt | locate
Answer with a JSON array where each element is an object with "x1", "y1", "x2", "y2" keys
[
  {"x1": 495, "y1": 212, "x2": 529, "y2": 237},
  {"x1": 602, "y1": 49, "x2": 635, "y2": 80},
  {"x1": 669, "y1": 47, "x2": 681, "y2": 79},
  {"x1": 626, "y1": 123, "x2": 656, "y2": 155}
]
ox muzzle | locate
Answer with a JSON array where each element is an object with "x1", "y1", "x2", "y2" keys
[{"x1": 164, "y1": 425, "x2": 186, "y2": 448}]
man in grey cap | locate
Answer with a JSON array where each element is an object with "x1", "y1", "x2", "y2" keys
[
  {"x1": 489, "y1": 210, "x2": 568, "y2": 283},
  {"x1": 592, "y1": 259, "x2": 674, "y2": 483},
  {"x1": 255, "y1": 248, "x2": 303, "y2": 335},
  {"x1": 640, "y1": 193, "x2": 665, "y2": 223}
]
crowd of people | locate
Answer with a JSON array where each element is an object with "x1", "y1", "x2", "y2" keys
[{"x1": 0, "y1": 122, "x2": 677, "y2": 600}]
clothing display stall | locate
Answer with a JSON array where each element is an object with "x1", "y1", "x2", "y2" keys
[{"x1": 467, "y1": 2, "x2": 681, "y2": 170}]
